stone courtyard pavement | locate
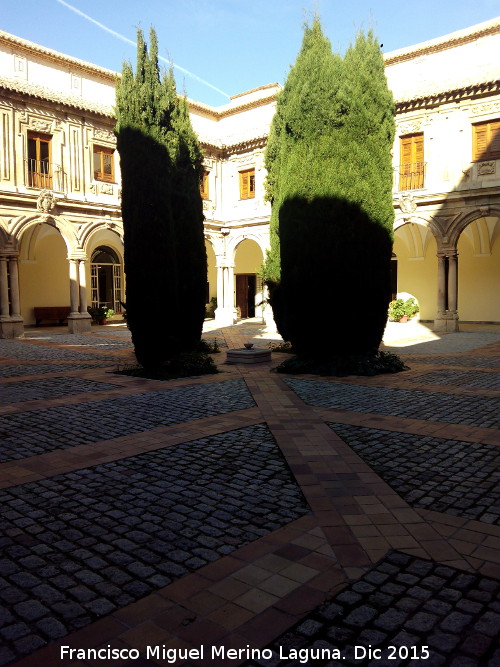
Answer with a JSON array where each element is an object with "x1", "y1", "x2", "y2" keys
[{"x1": 0, "y1": 321, "x2": 499, "y2": 666}]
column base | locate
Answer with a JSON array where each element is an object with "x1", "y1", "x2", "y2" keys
[
  {"x1": 214, "y1": 307, "x2": 236, "y2": 327},
  {"x1": 0, "y1": 318, "x2": 24, "y2": 339},
  {"x1": 67, "y1": 313, "x2": 92, "y2": 334},
  {"x1": 434, "y1": 315, "x2": 460, "y2": 333}
]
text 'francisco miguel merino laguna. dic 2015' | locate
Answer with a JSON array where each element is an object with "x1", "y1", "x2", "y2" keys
[{"x1": 61, "y1": 644, "x2": 432, "y2": 663}]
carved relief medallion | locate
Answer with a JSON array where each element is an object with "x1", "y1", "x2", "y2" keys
[
  {"x1": 36, "y1": 190, "x2": 56, "y2": 213},
  {"x1": 398, "y1": 192, "x2": 417, "y2": 214}
]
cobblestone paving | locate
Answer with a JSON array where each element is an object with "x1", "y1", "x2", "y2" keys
[
  {"x1": 0, "y1": 340, "x2": 118, "y2": 362},
  {"x1": 410, "y1": 370, "x2": 500, "y2": 390},
  {"x1": 402, "y1": 356, "x2": 500, "y2": 368},
  {"x1": 327, "y1": 423, "x2": 500, "y2": 525},
  {"x1": 248, "y1": 552, "x2": 500, "y2": 667},
  {"x1": 388, "y1": 331, "x2": 500, "y2": 355},
  {"x1": 0, "y1": 363, "x2": 113, "y2": 379},
  {"x1": 284, "y1": 379, "x2": 500, "y2": 428},
  {"x1": 24, "y1": 333, "x2": 133, "y2": 350},
  {"x1": 0, "y1": 377, "x2": 121, "y2": 406},
  {"x1": 0, "y1": 378, "x2": 254, "y2": 462},
  {"x1": 0, "y1": 424, "x2": 309, "y2": 665}
]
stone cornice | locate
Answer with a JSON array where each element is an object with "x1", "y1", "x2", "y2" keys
[
  {"x1": 0, "y1": 30, "x2": 116, "y2": 82},
  {"x1": 385, "y1": 17, "x2": 500, "y2": 66},
  {"x1": 0, "y1": 76, "x2": 114, "y2": 118},
  {"x1": 188, "y1": 93, "x2": 277, "y2": 119},
  {"x1": 395, "y1": 79, "x2": 500, "y2": 112},
  {"x1": 200, "y1": 135, "x2": 268, "y2": 154}
]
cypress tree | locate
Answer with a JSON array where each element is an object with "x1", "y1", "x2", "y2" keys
[
  {"x1": 115, "y1": 28, "x2": 206, "y2": 368},
  {"x1": 267, "y1": 18, "x2": 396, "y2": 369}
]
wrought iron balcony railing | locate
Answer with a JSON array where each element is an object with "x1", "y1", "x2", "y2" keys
[
  {"x1": 394, "y1": 162, "x2": 426, "y2": 191},
  {"x1": 25, "y1": 159, "x2": 65, "y2": 192}
]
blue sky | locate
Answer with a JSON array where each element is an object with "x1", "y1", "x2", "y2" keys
[{"x1": 2, "y1": 0, "x2": 499, "y2": 106}]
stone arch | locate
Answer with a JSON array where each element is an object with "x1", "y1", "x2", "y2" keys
[
  {"x1": 449, "y1": 206, "x2": 500, "y2": 248},
  {"x1": 10, "y1": 213, "x2": 79, "y2": 255},
  {"x1": 456, "y1": 212, "x2": 500, "y2": 322},
  {"x1": 226, "y1": 231, "x2": 268, "y2": 264},
  {"x1": 393, "y1": 217, "x2": 438, "y2": 321},
  {"x1": 232, "y1": 236, "x2": 265, "y2": 319}
]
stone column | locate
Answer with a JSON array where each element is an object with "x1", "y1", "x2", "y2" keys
[
  {"x1": 0, "y1": 258, "x2": 9, "y2": 319},
  {"x1": 437, "y1": 253, "x2": 447, "y2": 315},
  {"x1": 7, "y1": 257, "x2": 24, "y2": 337},
  {"x1": 8, "y1": 258, "x2": 21, "y2": 318},
  {"x1": 67, "y1": 257, "x2": 91, "y2": 334},
  {"x1": 448, "y1": 252, "x2": 458, "y2": 314},
  {"x1": 78, "y1": 260, "x2": 88, "y2": 313},
  {"x1": 69, "y1": 258, "x2": 80, "y2": 315},
  {"x1": 226, "y1": 264, "x2": 235, "y2": 313}
]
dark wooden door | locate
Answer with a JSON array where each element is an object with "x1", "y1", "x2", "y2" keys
[{"x1": 236, "y1": 274, "x2": 256, "y2": 318}]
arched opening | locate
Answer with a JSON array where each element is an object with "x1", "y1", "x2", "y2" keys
[
  {"x1": 90, "y1": 245, "x2": 123, "y2": 313},
  {"x1": 457, "y1": 216, "x2": 500, "y2": 322},
  {"x1": 18, "y1": 223, "x2": 69, "y2": 325},
  {"x1": 233, "y1": 238, "x2": 264, "y2": 319},
  {"x1": 205, "y1": 239, "x2": 217, "y2": 316},
  {"x1": 393, "y1": 222, "x2": 437, "y2": 320}
]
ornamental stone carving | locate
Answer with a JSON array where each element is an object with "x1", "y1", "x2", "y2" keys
[
  {"x1": 477, "y1": 161, "x2": 496, "y2": 175},
  {"x1": 30, "y1": 118, "x2": 52, "y2": 132},
  {"x1": 470, "y1": 101, "x2": 500, "y2": 117},
  {"x1": 100, "y1": 183, "x2": 113, "y2": 195},
  {"x1": 397, "y1": 119, "x2": 423, "y2": 135},
  {"x1": 398, "y1": 192, "x2": 417, "y2": 214},
  {"x1": 94, "y1": 128, "x2": 115, "y2": 142},
  {"x1": 36, "y1": 190, "x2": 56, "y2": 213}
]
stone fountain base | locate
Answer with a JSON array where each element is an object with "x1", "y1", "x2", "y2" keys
[{"x1": 226, "y1": 346, "x2": 272, "y2": 364}]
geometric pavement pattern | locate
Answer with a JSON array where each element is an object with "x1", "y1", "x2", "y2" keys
[
  {"x1": 0, "y1": 424, "x2": 310, "y2": 665},
  {"x1": 0, "y1": 339, "x2": 118, "y2": 362},
  {"x1": 410, "y1": 369, "x2": 500, "y2": 391},
  {"x1": 249, "y1": 551, "x2": 500, "y2": 667},
  {"x1": 328, "y1": 423, "x2": 500, "y2": 525},
  {"x1": 402, "y1": 355, "x2": 500, "y2": 368},
  {"x1": 23, "y1": 333, "x2": 133, "y2": 350},
  {"x1": 0, "y1": 378, "x2": 254, "y2": 462},
  {"x1": 0, "y1": 377, "x2": 121, "y2": 405},
  {"x1": 0, "y1": 364, "x2": 116, "y2": 379},
  {"x1": 284, "y1": 378, "x2": 500, "y2": 428}
]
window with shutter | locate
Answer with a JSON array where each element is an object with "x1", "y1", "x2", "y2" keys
[
  {"x1": 200, "y1": 170, "x2": 209, "y2": 200},
  {"x1": 93, "y1": 145, "x2": 115, "y2": 182},
  {"x1": 399, "y1": 134, "x2": 424, "y2": 190},
  {"x1": 473, "y1": 120, "x2": 500, "y2": 161},
  {"x1": 239, "y1": 168, "x2": 255, "y2": 199},
  {"x1": 27, "y1": 132, "x2": 52, "y2": 188}
]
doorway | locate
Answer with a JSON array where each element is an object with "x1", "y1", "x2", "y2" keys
[
  {"x1": 90, "y1": 246, "x2": 123, "y2": 312},
  {"x1": 236, "y1": 274, "x2": 256, "y2": 318}
]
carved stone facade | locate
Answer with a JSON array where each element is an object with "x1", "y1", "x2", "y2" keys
[{"x1": 1, "y1": 18, "x2": 500, "y2": 337}]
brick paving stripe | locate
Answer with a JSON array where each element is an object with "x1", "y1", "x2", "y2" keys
[
  {"x1": 0, "y1": 378, "x2": 254, "y2": 462},
  {"x1": 248, "y1": 552, "x2": 500, "y2": 666},
  {"x1": 327, "y1": 423, "x2": 500, "y2": 525},
  {"x1": 0, "y1": 424, "x2": 310, "y2": 664}
]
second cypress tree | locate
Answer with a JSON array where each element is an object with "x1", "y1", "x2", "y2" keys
[{"x1": 266, "y1": 19, "x2": 399, "y2": 372}]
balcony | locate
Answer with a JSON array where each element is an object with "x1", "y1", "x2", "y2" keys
[
  {"x1": 26, "y1": 159, "x2": 65, "y2": 192},
  {"x1": 394, "y1": 162, "x2": 426, "y2": 191}
]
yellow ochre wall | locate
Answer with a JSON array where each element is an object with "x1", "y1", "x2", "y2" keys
[
  {"x1": 393, "y1": 231, "x2": 437, "y2": 320},
  {"x1": 458, "y1": 234, "x2": 500, "y2": 322},
  {"x1": 234, "y1": 239, "x2": 263, "y2": 274},
  {"x1": 205, "y1": 241, "x2": 217, "y2": 303},
  {"x1": 19, "y1": 230, "x2": 69, "y2": 325}
]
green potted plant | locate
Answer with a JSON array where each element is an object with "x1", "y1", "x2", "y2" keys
[
  {"x1": 88, "y1": 305, "x2": 115, "y2": 324},
  {"x1": 388, "y1": 298, "x2": 419, "y2": 322}
]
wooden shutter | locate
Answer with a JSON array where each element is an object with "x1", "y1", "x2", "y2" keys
[
  {"x1": 473, "y1": 120, "x2": 500, "y2": 161},
  {"x1": 473, "y1": 124, "x2": 489, "y2": 161},
  {"x1": 399, "y1": 134, "x2": 424, "y2": 190},
  {"x1": 239, "y1": 169, "x2": 255, "y2": 199}
]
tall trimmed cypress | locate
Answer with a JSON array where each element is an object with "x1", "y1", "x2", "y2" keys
[
  {"x1": 115, "y1": 28, "x2": 206, "y2": 368},
  {"x1": 266, "y1": 18, "x2": 395, "y2": 362}
]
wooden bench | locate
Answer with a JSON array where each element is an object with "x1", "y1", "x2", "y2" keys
[{"x1": 34, "y1": 306, "x2": 71, "y2": 326}]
